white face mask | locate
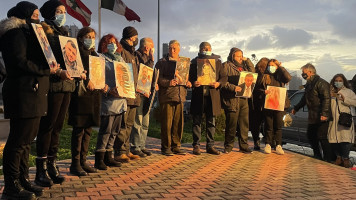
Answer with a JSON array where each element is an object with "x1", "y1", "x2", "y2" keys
[
  {"x1": 202, "y1": 51, "x2": 212, "y2": 56},
  {"x1": 268, "y1": 65, "x2": 277, "y2": 74},
  {"x1": 54, "y1": 13, "x2": 66, "y2": 27},
  {"x1": 83, "y1": 38, "x2": 95, "y2": 50}
]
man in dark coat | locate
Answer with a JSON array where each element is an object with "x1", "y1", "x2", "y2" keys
[
  {"x1": 221, "y1": 48, "x2": 255, "y2": 154},
  {"x1": 156, "y1": 40, "x2": 192, "y2": 156},
  {"x1": 189, "y1": 42, "x2": 227, "y2": 155},
  {"x1": 292, "y1": 63, "x2": 332, "y2": 161},
  {"x1": 0, "y1": 1, "x2": 58, "y2": 199}
]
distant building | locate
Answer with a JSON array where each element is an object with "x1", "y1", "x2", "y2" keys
[
  {"x1": 65, "y1": 25, "x2": 79, "y2": 38},
  {"x1": 162, "y1": 43, "x2": 168, "y2": 57}
]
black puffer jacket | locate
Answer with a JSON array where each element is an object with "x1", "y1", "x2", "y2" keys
[{"x1": 294, "y1": 75, "x2": 331, "y2": 124}]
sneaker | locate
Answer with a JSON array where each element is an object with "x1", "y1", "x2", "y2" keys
[
  {"x1": 207, "y1": 147, "x2": 220, "y2": 155},
  {"x1": 141, "y1": 149, "x2": 152, "y2": 156},
  {"x1": 276, "y1": 145, "x2": 284, "y2": 155},
  {"x1": 193, "y1": 145, "x2": 201, "y2": 155},
  {"x1": 127, "y1": 152, "x2": 140, "y2": 160},
  {"x1": 351, "y1": 165, "x2": 356, "y2": 171},
  {"x1": 131, "y1": 150, "x2": 147, "y2": 158},
  {"x1": 172, "y1": 148, "x2": 187, "y2": 155},
  {"x1": 114, "y1": 154, "x2": 130, "y2": 163},
  {"x1": 264, "y1": 144, "x2": 272, "y2": 154},
  {"x1": 240, "y1": 148, "x2": 252, "y2": 154},
  {"x1": 161, "y1": 150, "x2": 174, "y2": 156},
  {"x1": 223, "y1": 148, "x2": 232, "y2": 154}
]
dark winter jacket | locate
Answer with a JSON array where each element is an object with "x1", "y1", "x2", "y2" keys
[
  {"x1": 120, "y1": 38, "x2": 140, "y2": 107},
  {"x1": 294, "y1": 75, "x2": 331, "y2": 124},
  {"x1": 221, "y1": 48, "x2": 255, "y2": 111},
  {"x1": 156, "y1": 55, "x2": 188, "y2": 104},
  {"x1": 0, "y1": 17, "x2": 50, "y2": 119},
  {"x1": 189, "y1": 53, "x2": 227, "y2": 116},
  {"x1": 68, "y1": 43, "x2": 101, "y2": 127},
  {"x1": 41, "y1": 20, "x2": 75, "y2": 93}
]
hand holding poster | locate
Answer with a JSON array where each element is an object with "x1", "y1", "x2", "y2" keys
[
  {"x1": 31, "y1": 23, "x2": 56, "y2": 68},
  {"x1": 197, "y1": 58, "x2": 216, "y2": 85},
  {"x1": 174, "y1": 57, "x2": 190, "y2": 85},
  {"x1": 264, "y1": 86, "x2": 287, "y2": 111},
  {"x1": 89, "y1": 55, "x2": 105, "y2": 89},
  {"x1": 58, "y1": 35, "x2": 84, "y2": 77},
  {"x1": 137, "y1": 63, "x2": 154, "y2": 96}
]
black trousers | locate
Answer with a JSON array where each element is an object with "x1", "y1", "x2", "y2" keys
[
  {"x1": 307, "y1": 122, "x2": 334, "y2": 162},
  {"x1": 192, "y1": 96, "x2": 215, "y2": 148},
  {"x1": 264, "y1": 109, "x2": 284, "y2": 146},
  {"x1": 114, "y1": 106, "x2": 136, "y2": 155},
  {"x1": 71, "y1": 127, "x2": 92, "y2": 161},
  {"x1": 331, "y1": 142, "x2": 352, "y2": 159},
  {"x1": 249, "y1": 104, "x2": 264, "y2": 143},
  {"x1": 3, "y1": 117, "x2": 41, "y2": 180},
  {"x1": 36, "y1": 92, "x2": 71, "y2": 158}
]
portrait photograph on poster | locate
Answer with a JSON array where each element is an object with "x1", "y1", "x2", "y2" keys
[
  {"x1": 114, "y1": 61, "x2": 135, "y2": 99},
  {"x1": 264, "y1": 85, "x2": 287, "y2": 111},
  {"x1": 174, "y1": 57, "x2": 190, "y2": 85},
  {"x1": 58, "y1": 35, "x2": 84, "y2": 77},
  {"x1": 137, "y1": 63, "x2": 153, "y2": 96},
  {"x1": 235, "y1": 71, "x2": 258, "y2": 98},
  {"x1": 89, "y1": 55, "x2": 105, "y2": 89},
  {"x1": 197, "y1": 58, "x2": 216, "y2": 85},
  {"x1": 31, "y1": 23, "x2": 56, "y2": 68}
]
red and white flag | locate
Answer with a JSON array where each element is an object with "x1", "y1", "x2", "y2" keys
[
  {"x1": 101, "y1": 0, "x2": 141, "y2": 22},
  {"x1": 60, "y1": 0, "x2": 92, "y2": 26}
]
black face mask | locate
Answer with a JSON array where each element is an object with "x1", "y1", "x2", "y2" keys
[
  {"x1": 133, "y1": 38, "x2": 138, "y2": 47},
  {"x1": 301, "y1": 73, "x2": 308, "y2": 80},
  {"x1": 29, "y1": 19, "x2": 40, "y2": 24}
]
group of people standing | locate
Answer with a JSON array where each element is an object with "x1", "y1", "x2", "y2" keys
[{"x1": 0, "y1": 0, "x2": 355, "y2": 200}]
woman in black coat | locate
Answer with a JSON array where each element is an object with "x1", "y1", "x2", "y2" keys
[{"x1": 0, "y1": 2, "x2": 57, "y2": 199}]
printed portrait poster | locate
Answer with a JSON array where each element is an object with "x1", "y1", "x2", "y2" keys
[
  {"x1": 31, "y1": 23, "x2": 56, "y2": 68},
  {"x1": 235, "y1": 71, "x2": 258, "y2": 98},
  {"x1": 89, "y1": 55, "x2": 105, "y2": 89},
  {"x1": 58, "y1": 35, "x2": 84, "y2": 77},
  {"x1": 114, "y1": 61, "x2": 135, "y2": 99},
  {"x1": 174, "y1": 57, "x2": 190, "y2": 85},
  {"x1": 264, "y1": 86, "x2": 287, "y2": 111},
  {"x1": 137, "y1": 63, "x2": 154, "y2": 95},
  {"x1": 197, "y1": 58, "x2": 216, "y2": 85}
]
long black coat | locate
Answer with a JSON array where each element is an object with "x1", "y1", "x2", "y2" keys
[
  {"x1": 189, "y1": 53, "x2": 227, "y2": 116},
  {"x1": 68, "y1": 43, "x2": 101, "y2": 127},
  {"x1": 0, "y1": 17, "x2": 50, "y2": 119}
]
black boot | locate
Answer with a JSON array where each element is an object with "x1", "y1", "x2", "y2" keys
[
  {"x1": 254, "y1": 140, "x2": 261, "y2": 151},
  {"x1": 94, "y1": 151, "x2": 107, "y2": 170},
  {"x1": 34, "y1": 158, "x2": 53, "y2": 187},
  {"x1": 20, "y1": 175, "x2": 44, "y2": 197},
  {"x1": 47, "y1": 157, "x2": 65, "y2": 184},
  {"x1": 2, "y1": 178, "x2": 36, "y2": 200},
  {"x1": 104, "y1": 150, "x2": 122, "y2": 167},
  {"x1": 70, "y1": 159, "x2": 88, "y2": 176}
]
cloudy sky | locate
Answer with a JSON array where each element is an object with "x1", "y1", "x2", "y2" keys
[{"x1": 1, "y1": 0, "x2": 356, "y2": 81}]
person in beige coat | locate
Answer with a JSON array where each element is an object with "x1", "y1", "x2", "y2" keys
[{"x1": 328, "y1": 73, "x2": 356, "y2": 168}]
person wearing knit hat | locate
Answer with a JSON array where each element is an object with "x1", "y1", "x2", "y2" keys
[
  {"x1": 122, "y1": 26, "x2": 138, "y2": 39},
  {"x1": 0, "y1": 1, "x2": 59, "y2": 199},
  {"x1": 35, "y1": 0, "x2": 74, "y2": 188}
]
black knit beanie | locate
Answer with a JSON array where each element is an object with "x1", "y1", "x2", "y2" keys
[
  {"x1": 7, "y1": 1, "x2": 38, "y2": 20},
  {"x1": 40, "y1": 0, "x2": 64, "y2": 20},
  {"x1": 122, "y1": 26, "x2": 138, "y2": 39}
]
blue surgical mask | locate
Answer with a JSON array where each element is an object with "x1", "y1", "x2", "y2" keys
[
  {"x1": 107, "y1": 43, "x2": 117, "y2": 54},
  {"x1": 334, "y1": 82, "x2": 344, "y2": 89},
  {"x1": 83, "y1": 38, "x2": 95, "y2": 50},
  {"x1": 202, "y1": 51, "x2": 212, "y2": 56},
  {"x1": 267, "y1": 65, "x2": 277, "y2": 74},
  {"x1": 53, "y1": 14, "x2": 66, "y2": 27}
]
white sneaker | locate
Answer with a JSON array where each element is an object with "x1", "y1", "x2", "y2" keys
[
  {"x1": 264, "y1": 144, "x2": 271, "y2": 154},
  {"x1": 276, "y1": 145, "x2": 284, "y2": 155}
]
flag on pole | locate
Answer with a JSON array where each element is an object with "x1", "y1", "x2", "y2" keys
[
  {"x1": 101, "y1": 0, "x2": 141, "y2": 22},
  {"x1": 60, "y1": 0, "x2": 92, "y2": 26}
]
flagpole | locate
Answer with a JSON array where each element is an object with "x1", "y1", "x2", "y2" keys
[
  {"x1": 157, "y1": 0, "x2": 160, "y2": 61},
  {"x1": 98, "y1": 0, "x2": 101, "y2": 40}
]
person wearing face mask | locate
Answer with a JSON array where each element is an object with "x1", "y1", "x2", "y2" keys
[
  {"x1": 130, "y1": 37, "x2": 157, "y2": 157},
  {"x1": 0, "y1": 1, "x2": 59, "y2": 199},
  {"x1": 35, "y1": 0, "x2": 75, "y2": 187},
  {"x1": 291, "y1": 63, "x2": 332, "y2": 162},
  {"x1": 260, "y1": 59, "x2": 291, "y2": 155},
  {"x1": 113, "y1": 26, "x2": 141, "y2": 162},
  {"x1": 221, "y1": 48, "x2": 254, "y2": 154},
  {"x1": 188, "y1": 42, "x2": 227, "y2": 155},
  {"x1": 327, "y1": 74, "x2": 356, "y2": 168}
]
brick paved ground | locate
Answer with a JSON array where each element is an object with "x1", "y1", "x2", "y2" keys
[{"x1": 1, "y1": 137, "x2": 356, "y2": 200}]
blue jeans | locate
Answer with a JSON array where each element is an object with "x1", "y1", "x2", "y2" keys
[
  {"x1": 96, "y1": 114, "x2": 123, "y2": 152},
  {"x1": 130, "y1": 96, "x2": 150, "y2": 151}
]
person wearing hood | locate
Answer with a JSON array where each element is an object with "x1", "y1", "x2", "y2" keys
[
  {"x1": 189, "y1": 42, "x2": 227, "y2": 155},
  {"x1": 221, "y1": 48, "x2": 255, "y2": 154},
  {"x1": 113, "y1": 26, "x2": 141, "y2": 163},
  {"x1": 0, "y1": 1, "x2": 58, "y2": 199},
  {"x1": 260, "y1": 59, "x2": 291, "y2": 155},
  {"x1": 34, "y1": 0, "x2": 78, "y2": 187}
]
